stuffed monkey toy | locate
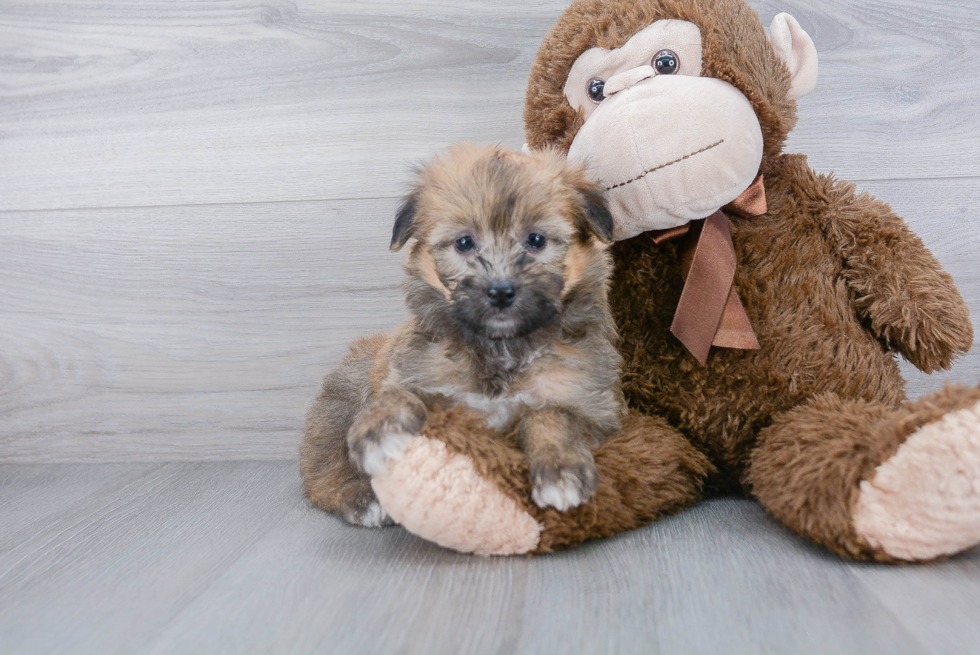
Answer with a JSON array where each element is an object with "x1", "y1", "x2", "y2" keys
[{"x1": 301, "y1": 0, "x2": 980, "y2": 561}]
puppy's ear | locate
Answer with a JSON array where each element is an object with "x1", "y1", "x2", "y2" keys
[
  {"x1": 574, "y1": 184, "x2": 614, "y2": 243},
  {"x1": 391, "y1": 190, "x2": 420, "y2": 251}
]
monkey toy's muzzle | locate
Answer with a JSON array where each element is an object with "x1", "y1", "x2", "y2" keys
[{"x1": 567, "y1": 71, "x2": 764, "y2": 240}]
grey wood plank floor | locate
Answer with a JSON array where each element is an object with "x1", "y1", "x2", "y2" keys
[
  {"x1": 1, "y1": 0, "x2": 979, "y2": 461},
  {"x1": 2, "y1": 462, "x2": 978, "y2": 655}
]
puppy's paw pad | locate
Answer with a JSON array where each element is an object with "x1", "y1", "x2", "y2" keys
[
  {"x1": 360, "y1": 431, "x2": 415, "y2": 477},
  {"x1": 531, "y1": 464, "x2": 598, "y2": 511}
]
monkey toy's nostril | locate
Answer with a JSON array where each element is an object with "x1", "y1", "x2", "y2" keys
[{"x1": 486, "y1": 282, "x2": 517, "y2": 308}]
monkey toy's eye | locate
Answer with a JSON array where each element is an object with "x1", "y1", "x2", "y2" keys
[
  {"x1": 653, "y1": 49, "x2": 679, "y2": 75},
  {"x1": 525, "y1": 233, "x2": 546, "y2": 250},
  {"x1": 586, "y1": 78, "x2": 605, "y2": 103},
  {"x1": 455, "y1": 235, "x2": 476, "y2": 252}
]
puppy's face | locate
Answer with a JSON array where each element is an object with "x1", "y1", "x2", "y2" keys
[{"x1": 392, "y1": 144, "x2": 614, "y2": 340}]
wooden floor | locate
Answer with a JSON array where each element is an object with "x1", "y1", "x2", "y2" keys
[
  {"x1": 2, "y1": 0, "x2": 980, "y2": 653},
  {"x1": 0, "y1": 462, "x2": 978, "y2": 655}
]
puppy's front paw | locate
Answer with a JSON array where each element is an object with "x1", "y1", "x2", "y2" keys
[
  {"x1": 348, "y1": 395, "x2": 427, "y2": 476},
  {"x1": 530, "y1": 457, "x2": 598, "y2": 511}
]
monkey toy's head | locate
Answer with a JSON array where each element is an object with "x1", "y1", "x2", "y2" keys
[{"x1": 524, "y1": 0, "x2": 818, "y2": 240}]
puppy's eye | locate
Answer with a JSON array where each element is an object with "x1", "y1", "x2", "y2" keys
[
  {"x1": 653, "y1": 50, "x2": 679, "y2": 75},
  {"x1": 455, "y1": 235, "x2": 476, "y2": 252},
  {"x1": 525, "y1": 233, "x2": 546, "y2": 250},
  {"x1": 586, "y1": 78, "x2": 605, "y2": 103}
]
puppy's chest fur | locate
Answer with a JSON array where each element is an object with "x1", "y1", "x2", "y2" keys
[{"x1": 390, "y1": 336, "x2": 554, "y2": 431}]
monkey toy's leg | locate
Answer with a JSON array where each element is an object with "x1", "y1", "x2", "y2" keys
[
  {"x1": 300, "y1": 335, "x2": 396, "y2": 528},
  {"x1": 748, "y1": 386, "x2": 980, "y2": 562},
  {"x1": 370, "y1": 409, "x2": 713, "y2": 555}
]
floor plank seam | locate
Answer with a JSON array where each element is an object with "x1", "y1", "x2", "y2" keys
[
  {"x1": 844, "y1": 566, "x2": 941, "y2": 655},
  {"x1": 0, "y1": 195, "x2": 407, "y2": 214},
  {"x1": 2, "y1": 176, "x2": 978, "y2": 215},
  {"x1": 137, "y1": 493, "x2": 311, "y2": 651},
  {"x1": 0, "y1": 463, "x2": 174, "y2": 590}
]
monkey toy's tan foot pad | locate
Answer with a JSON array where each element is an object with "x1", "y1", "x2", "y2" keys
[
  {"x1": 854, "y1": 400, "x2": 980, "y2": 561},
  {"x1": 371, "y1": 435, "x2": 543, "y2": 556}
]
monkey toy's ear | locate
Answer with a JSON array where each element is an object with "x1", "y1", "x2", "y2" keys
[
  {"x1": 390, "y1": 190, "x2": 420, "y2": 251},
  {"x1": 769, "y1": 13, "x2": 819, "y2": 100},
  {"x1": 576, "y1": 184, "x2": 615, "y2": 244}
]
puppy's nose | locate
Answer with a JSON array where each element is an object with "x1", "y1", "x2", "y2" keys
[{"x1": 486, "y1": 281, "x2": 516, "y2": 308}]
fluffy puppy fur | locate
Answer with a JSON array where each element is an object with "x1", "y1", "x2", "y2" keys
[{"x1": 300, "y1": 144, "x2": 625, "y2": 525}]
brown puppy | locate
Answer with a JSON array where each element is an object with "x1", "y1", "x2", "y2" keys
[{"x1": 300, "y1": 144, "x2": 625, "y2": 526}]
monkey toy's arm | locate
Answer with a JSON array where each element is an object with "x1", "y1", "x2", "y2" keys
[{"x1": 821, "y1": 175, "x2": 973, "y2": 373}]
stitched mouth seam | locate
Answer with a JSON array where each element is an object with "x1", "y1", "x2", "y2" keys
[{"x1": 604, "y1": 139, "x2": 725, "y2": 191}]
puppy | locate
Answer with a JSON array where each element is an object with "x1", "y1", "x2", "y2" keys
[{"x1": 300, "y1": 144, "x2": 625, "y2": 527}]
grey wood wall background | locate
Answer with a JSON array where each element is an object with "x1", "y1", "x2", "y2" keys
[{"x1": 2, "y1": 0, "x2": 978, "y2": 463}]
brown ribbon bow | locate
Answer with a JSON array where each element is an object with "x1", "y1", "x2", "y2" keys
[{"x1": 648, "y1": 175, "x2": 767, "y2": 365}]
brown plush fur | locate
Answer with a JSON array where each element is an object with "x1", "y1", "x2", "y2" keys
[
  {"x1": 417, "y1": 405, "x2": 713, "y2": 553},
  {"x1": 610, "y1": 153, "x2": 970, "y2": 493},
  {"x1": 518, "y1": 0, "x2": 974, "y2": 558},
  {"x1": 749, "y1": 385, "x2": 980, "y2": 562},
  {"x1": 309, "y1": 0, "x2": 976, "y2": 559}
]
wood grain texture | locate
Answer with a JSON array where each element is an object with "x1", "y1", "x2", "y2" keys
[
  {"x1": 511, "y1": 501, "x2": 927, "y2": 655},
  {"x1": 153, "y1": 500, "x2": 927, "y2": 655},
  {"x1": 0, "y1": 199, "x2": 407, "y2": 462},
  {"x1": 761, "y1": 0, "x2": 980, "y2": 180},
  {"x1": 848, "y1": 557, "x2": 980, "y2": 655},
  {"x1": 0, "y1": 463, "x2": 160, "y2": 551},
  {"x1": 2, "y1": 179, "x2": 976, "y2": 462},
  {"x1": 0, "y1": 0, "x2": 549, "y2": 211},
  {"x1": 6, "y1": 463, "x2": 977, "y2": 655},
  {"x1": 1, "y1": 0, "x2": 978, "y2": 462},
  {"x1": 0, "y1": 0, "x2": 978, "y2": 211},
  {"x1": 0, "y1": 462, "x2": 303, "y2": 655}
]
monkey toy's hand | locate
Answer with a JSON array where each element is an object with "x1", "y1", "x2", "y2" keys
[
  {"x1": 348, "y1": 388, "x2": 428, "y2": 476},
  {"x1": 829, "y1": 190, "x2": 974, "y2": 373}
]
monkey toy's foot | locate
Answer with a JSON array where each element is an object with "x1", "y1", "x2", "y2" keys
[
  {"x1": 854, "y1": 393, "x2": 980, "y2": 561},
  {"x1": 368, "y1": 406, "x2": 711, "y2": 556},
  {"x1": 371, "y1": 433, "x2": 544, "y2": 556}
]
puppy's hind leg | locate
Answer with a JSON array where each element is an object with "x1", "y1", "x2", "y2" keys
[{"x1": 300, "y1": 335, "x2": 394, "y2": 528}]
